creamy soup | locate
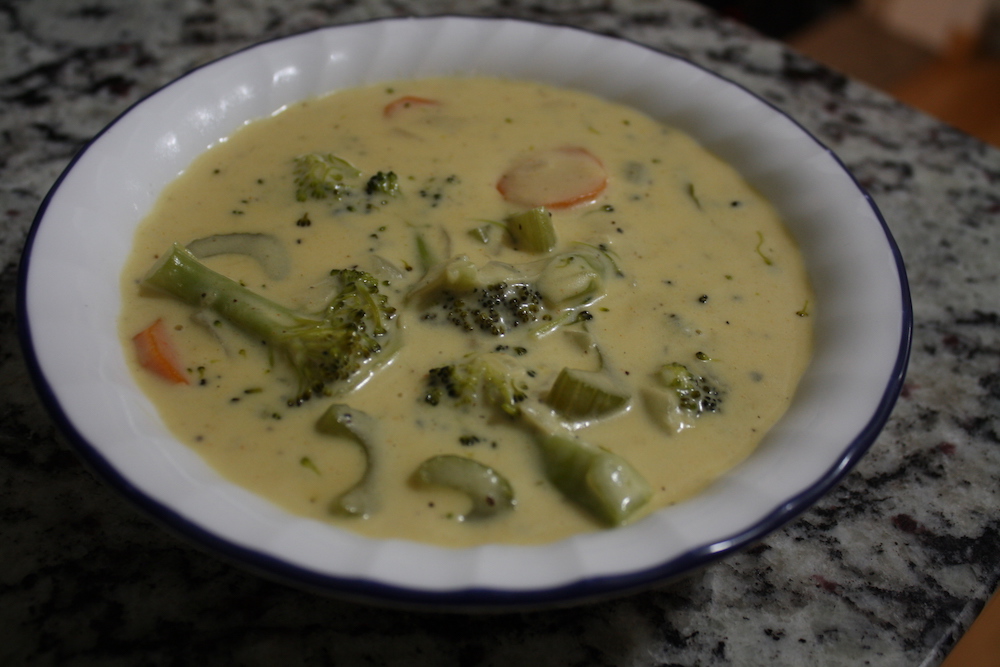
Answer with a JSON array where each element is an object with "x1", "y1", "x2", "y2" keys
[{"x1": 120, "y1": 77, "x2": 813, "y2": 547}]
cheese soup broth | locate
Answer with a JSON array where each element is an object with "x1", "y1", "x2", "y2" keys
[{"x1": 120, "y1": 77, "x2": 813, "y2": 547}]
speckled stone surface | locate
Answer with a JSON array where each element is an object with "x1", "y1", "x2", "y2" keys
[{"x1": 2, "y1": 0, "x2": 999, "y2": 665}]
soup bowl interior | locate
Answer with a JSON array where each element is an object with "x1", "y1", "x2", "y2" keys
[{"x1": 19, "y1": 16, "x2": 910, "y2": 609}]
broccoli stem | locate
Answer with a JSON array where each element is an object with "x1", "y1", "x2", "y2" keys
[
  {"x1": 143, "y1": 243, "x2": 397, "y2": 404},
  {"x1": 144, "y1": 244, "x2": 306, "y2": 341}
]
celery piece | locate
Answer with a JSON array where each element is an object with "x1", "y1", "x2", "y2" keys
[
  {"x1": 411, "y1": 225, "x2": 452, "y2": 275},
  {"x1": 316, "y1": 404, "x2": 379, "y2": 518},
  {"x1": 506, "y1": 207, "x2": 557, "y2": 253},
  {"x1": 534, "y1": 430, "x2": 651, "y2": 526},
  {"x1": 415, "y1": 455, "x2": 515, "y2": 520},
  {"x1": 545, "y1": 367, "x2": 630, "y2": 422},
  {"x1": 186, "y1": 232, "x2": 290, "y2": 280}
]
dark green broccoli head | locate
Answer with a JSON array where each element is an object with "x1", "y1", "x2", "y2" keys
[
  {"x1": 657, "y1": 362, "x2": 722, "y2": 414},
  {"x1": 293, "y1": 153, "x2": 362, "y2": 202},
  {"x1": 424, "y1": 352, "x2": 532, "y2": 417},
  {"x1": 431, "y1": 282, "x2": 544, "y2": 336},
  {"x1": 277, "y1": 269, "x2": 398, "y2": 405},
  {"x1": 365, "y1": 171, "x2": 400, "y2": 198}
]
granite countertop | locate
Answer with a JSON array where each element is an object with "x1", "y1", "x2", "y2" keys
[{"x1": 2, "y1": 0, "x2": 999, "y2": 665}]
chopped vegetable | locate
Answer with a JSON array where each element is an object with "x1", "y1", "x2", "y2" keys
[
  {"x1": 424, "y1": 352, "x2": 532, "y2": 417},
  {"x1": 535, "y1": 247, "x2": 611, "y2": 308},
  {"x1": 523, "y1": 409, "x2": 650, "y2": 526},
  {"x1": 545, "y1": 367, "x2": 630, "y2": 422},
  {"x1": 414, "y1": 455, "x2": 515, "y2": 520},
  {"x1": 143, "y1": 244, "x2": 398, "y2": 405},
  {"x1": 642, "y1": 362, "x2": 723, "y2": 434},
  {"x1": 408, "y1": 248, "x2": 619, "y2": 338},
  {"x1": 132, "y1": 318, "x2": 189, "y2": 385},
  {"x1": 316, "y1": 404, "x2": 380, "y2": 518},
  {"x1": 407, "y1": 256, "x2": 521, "y2": 301},
  {"x1": 186, "y1": 232, "x2": 291, "y2": 280},
  {"x1": 423, "y1": 352, "x2": 651, "y2": 526},
  {"x1": 383, "y1": 95, "x2": 440, "y2": 118},
  {"x1": 656, "y1": 362, "x2": 722, "y2": 413},
  {"x1": 413, "y1": 226, "x2": 453, "y2": 274},
  {"x1": 497, "y1": 146, "x2": 607, "y2": 209},
  {"x1": 365, "y1": 171, "x2": 400, "y2": 198},
  {"x1": 406, "y1": 256, "x2": 549, "y2": 336},
  {"x1": 292, "y1": 152, "x2": 362, "y2": 201},
  {"x1": 506, "y1": 207, "x2": 557, "y2": 253}
]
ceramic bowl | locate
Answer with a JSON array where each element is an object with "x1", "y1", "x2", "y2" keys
[{"x1": 18, "y1": 16, "x2": 911, "y2": 610}]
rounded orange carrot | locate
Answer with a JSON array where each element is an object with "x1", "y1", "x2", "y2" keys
[{"x1": 497, "y1": 146, "x2": 607, "y2": 210}]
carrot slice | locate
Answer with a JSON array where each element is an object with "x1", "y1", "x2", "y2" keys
[
  {"x1": 383, "y1": 95, "x2": 440, "y2": 118},
  {"x1": 133, "y1": 319, "x2": 189, "y2": 385},
  {"x1": 497, "y1": 147, "x2": 607, "y2": 210}
]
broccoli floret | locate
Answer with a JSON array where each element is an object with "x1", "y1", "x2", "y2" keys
[
  {"x1": 409, "y1": 246, "x2": 618, "y2": 338},
  {"x1": 657, "y1": 362, "x2": 722, "y2": 413},
  {"x1": 424, "y1": 352, "x2": 532, "y2": 417},
  {"x1": 436, "y1": 282, "x2": 544, "y2": 336},
  {"x1": 293, "y1": 153, "x2": 362, "y2": 202},
  {"x1": 535, "y1": 246, "x2": 613, "y2": 308},
  {"x1": 365, "y1": 171, "x2": 400, "y2": 197},
  {"x1": 408, "y1": 257, "x2": 546, "y2": 336},
  {"x1": 143, "y1": 244, "x2": 398, "y2": 405},
  {"x1": 292, "y1": 155, "x2": 401, "y2": 210},
  {"x1": 642, "y1": 362, "x2": 723, "y2": 434}
]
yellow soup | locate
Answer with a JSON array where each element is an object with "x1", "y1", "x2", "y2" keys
[{"x1": 119, "y1": 77, "x2": 814, "y2": 547}]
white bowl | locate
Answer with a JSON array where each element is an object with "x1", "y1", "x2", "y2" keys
[{"x1": 18, "y1": 16, "x2": 911, "y2": 609}]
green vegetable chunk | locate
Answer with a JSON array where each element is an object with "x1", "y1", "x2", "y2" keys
[
  {"x1": 642, "y1": 362, "x2": 723, "y2": 434},
  {"x1": 143, "y1": 244, "x2": 398, "y2": 405},
  {"x1": 365, "y1": 170, "x2": 400, "y2": 197},
  {"x1": 535, "y1": 247, "x2": 610, "y2": 308},
  {"x1": 185, "y1": 232, "x2": 291, "y2": 280},
  {"x1": 656, "y1": 362, "x2": 722, "y2": 413},
  {"x1": 415, "y1": 454, "x2": 515, "y2": 520},
  {"x1": 316, "y1": 403, "x2": 379, "y2": 518},
  {"x1": 545, "y1": 367, "x2": 630, "y2": 422},
  {"x1": 293, "y1": 152, "x2": 362, "y2": 201},
  {"x1": 424, "y1": 352, "x2": 531, "y2": 417},
  {"x1": 534, "y1": 430, "x2": 651, "y2": 526},
  {"x1": 506, "y1": 207, "x2": 557, "y2": 253}
]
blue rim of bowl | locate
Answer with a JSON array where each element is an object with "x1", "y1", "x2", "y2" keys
[{"x1": 16, "y1": 15, "x2": 913, "y2": 611}]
